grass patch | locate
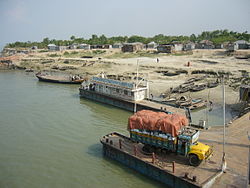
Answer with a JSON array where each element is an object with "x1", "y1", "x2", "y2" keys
[
  {"x1": 62, "y1": 50, "x2": 106, "y2": 58},
  {"x1": 48, "y1": 53, "x2": 60, "y2": 57}
]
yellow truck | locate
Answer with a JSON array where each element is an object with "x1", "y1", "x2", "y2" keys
[{"x1": 130, "y1": 127, "x2": 212, "y2": 166}]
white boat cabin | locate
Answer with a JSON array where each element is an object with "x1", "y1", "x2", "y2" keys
[{"x1": 81, "y1": 76, "x2": 148, "y2": 101}]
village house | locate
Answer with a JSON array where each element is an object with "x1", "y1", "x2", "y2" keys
[
  {"x1": 91, "y1": 45, "x2": 111, "y2": 49},
  {"x1": 235, "y1": 40, "x2": 249, "y2": 49},
  {"x1": 55, "y1": 46, "x2": 67, "y2": 51},
  {"x1": 69, "y1": 43, "x2": 78, "y2": 50},
  {"x1": 146, "y1": 41, "x2": 157, "y2": 49},
  {"x1": 121, "y1": 42, "x2": 144, "y2": 52},
  {"x1": 214, "y1": 44, "x2": 224, "y2": 49},
  {"x1": 195, "y1": 40, "x2": 214, "y2": 49},
  {"x1": 157, "y1": 43, "x2": 183, "y2": 53},
  {"x1": 79, "y1": 44, "x2": 90, "y2": 50},
  {"x1": 112, "y1": 43, "x2": 123, "y2": 49},
  {"x1": 47, "y1": 44, "x2": 57, "y2": 51},
  {"x1": 225, "y1": 42, "x2": 238, "y2": 51},
  {"x1": 157, "y1": 44, "x2": 172, "y2": 53},
  {"x1": 183, "y1": 42, "x2": 195, "y2": 51}
]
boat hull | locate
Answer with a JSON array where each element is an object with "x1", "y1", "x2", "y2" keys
[{"x1": 36, "y1": 74, "x2": 83, "y2": 84}]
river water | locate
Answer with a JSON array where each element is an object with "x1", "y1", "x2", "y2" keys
[
  {"x1": 0, "y1": 71, "x2": 167, "y2": 188},
  {"x1": 0, "y1": 71, "x2": 233, "y2": 188}
]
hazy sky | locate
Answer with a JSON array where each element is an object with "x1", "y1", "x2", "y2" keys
[{"x1": 0, "y1": 0, "x2": 249, "y2": 49}]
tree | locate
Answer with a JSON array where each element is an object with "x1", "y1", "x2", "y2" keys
[{"x1": 42, "y1": 37, "x2": 50, "y2": 45}]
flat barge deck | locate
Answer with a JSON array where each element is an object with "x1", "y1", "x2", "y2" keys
[{"x1": 100, "y1": 132, "x2": 223, "y2": 188}]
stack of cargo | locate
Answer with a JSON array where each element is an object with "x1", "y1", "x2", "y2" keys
[{"x1": 128, "y1": 110, "x2": 188, "y2": 137}]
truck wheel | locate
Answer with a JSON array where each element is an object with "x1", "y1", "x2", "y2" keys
[{"x1": 189, "y1": 154, "x2": 200, "y2": 166}]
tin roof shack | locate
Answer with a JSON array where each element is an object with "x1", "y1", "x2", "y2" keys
[
  {"x1": 48, "y1": 44, "x2": 57, "y2": 51},
  {"x1": 69, "y1": 43, "x2": 78, "y2": 50},
  {"x1": 79, "y1": 44, "x2": 90, "y2": 50},
  {"x1": 146, "y1": 41, "x2": 157, "y2": 49},
  {"x1": 239, "y1": 85, "x2": 250, "y2": 102},
  {"x1": 183, "y1": 42, "x2": 195, "y2": 51},
  {"x1": 91, "y1": 45, "x2": 111, "y2": 49},
  {"x1": 225, "y1": 42, "x2": 238, "y2": 52},
  {"x1": 235, "y1": 40, "x2": 249, "y2": 49},
  {"x1": 172, "y1": 42, "x2": 183, "y2": 51},
  {"x1": 84, "y1": 76, "x2": 148, "y2": 101},
  {"x1": 121, "y1": 43, "x2": 143, "y2": 53},
  {"x1": 157, "y1": 44, "x2": 173, "y2": 53},
  {"x1": 55, "y1": 46, "x2": 67, "y2": 51},
  {"x1": 157, "y1": 43, "x2": 183, "y2": 53},
  {"x1": 112, "y1": 43, "x2": 123, "y2": 49},
  {"x1": 195, "y1": 40, "x2": 214, "y2": 49},
  {"x1": 214, "y1": 44, "x2": 224, "y2": 49}
]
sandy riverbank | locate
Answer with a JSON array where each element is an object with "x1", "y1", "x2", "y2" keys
[{"x1": 2, "y1": 49, "x2": 250, "y2": 107}]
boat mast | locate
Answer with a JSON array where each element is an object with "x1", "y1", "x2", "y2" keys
[
  {"x1": 221, "y1": 75, "x2": 227, "y2": 172},
  {"x1": 134, "y1": 60, "x2": 139, "y2": 113}
]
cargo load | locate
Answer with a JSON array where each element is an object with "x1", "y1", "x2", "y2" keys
[{"x1": 128, "y1": 110, "x2": 189, "y2": 137}]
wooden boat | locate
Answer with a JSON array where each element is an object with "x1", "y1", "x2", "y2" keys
[
  {"x1": 164, "y1": 71, "x2": 180, "y2": 76},
  {"x1": 36, "y1": 73, "x2": 85, "y2": 84},
  {"x1": 207, "y1": 82, "x2": 219, "y2": 88},
  {"x1": 190, "y1": 84, "x2": 206, "y2": 92}
]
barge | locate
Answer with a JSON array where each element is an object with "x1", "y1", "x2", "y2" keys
[
  {"x1": 79, "y1": 75, "x2": 186, "y2": 116},
  {"x1": 101, "y1": 132, "x2": 222, "y2": 188}
]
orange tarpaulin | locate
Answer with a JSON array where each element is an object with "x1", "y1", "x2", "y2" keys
[{"x1": 128, "y1": 110, "x2": 188, "y2": 137}]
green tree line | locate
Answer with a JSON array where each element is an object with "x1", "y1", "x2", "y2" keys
[{"x1": 5, "y1": 30, "x2": 250, "y2": 49}]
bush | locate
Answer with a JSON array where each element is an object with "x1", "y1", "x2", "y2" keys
[{"x1": 48, "y1": 53, "x2": 59, "y2": 57}]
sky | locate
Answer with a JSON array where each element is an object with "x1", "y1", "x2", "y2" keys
[{"x1": 0, "y1": 0, "x2": 250, "y2": 50}]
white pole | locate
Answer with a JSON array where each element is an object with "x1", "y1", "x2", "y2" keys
[
  {"x1": 221, "y1": 75, "x2": 226, "y2": 172},
  {"x1": 134, "y1": 60, "x2": 139, "y2": 113}
]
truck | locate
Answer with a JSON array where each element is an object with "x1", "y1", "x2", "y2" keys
[{"x1": 128, "y1": 110, "x2": 213, "y2": 166}]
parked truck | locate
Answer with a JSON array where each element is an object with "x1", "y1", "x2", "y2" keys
[{"x1": 128, "y1": 110, "x2": 213, "y2": 166}]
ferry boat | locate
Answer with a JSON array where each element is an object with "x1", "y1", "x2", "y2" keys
[{"x1": 79, "y1": 73, "x2": 187, "y2": 115}]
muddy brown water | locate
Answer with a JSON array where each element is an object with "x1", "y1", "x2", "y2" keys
[{"x1": 0, "y1": 70, "x2": 234, "y2": 188}]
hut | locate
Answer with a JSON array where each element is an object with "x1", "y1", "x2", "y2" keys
[
  {"x1": 171, "y1": 41, "x2": 183, "y2": 51},
  {"x1": 55, "y1": 46, "x2": 67, "y2": 51},
  {"x1": 121, "y1": 42, "x2": 143, "y2": 52},
  {"x1": 79, "y1": 44, "x2": 90, "y2": 50},
  {"x1": 147, "y1": 41, "x2": 157, "y2": 49},
  {"x1": 47, "y1": 44, "x2": 57, "y2": 51},
  {"x1": 225, "y1": 42, "x2": 238, "y2": 52},
  {"x1": 195, "y1": 40, "x2": 214, "y2": 49},
  {"x1": 112, "y1": 43, "x2": 123, "y2": 49},
  {"x1": 183, "y1": 42, "x2": 195, "y2": 51},
  {"x1": 157, "y1": 44, "x2": 173, "y2": 53},
  {"x1": 214, "y1": 44, "x2": 224, "y2": 49},
  {"x1": 69, "y1": 43, "x2": 78, "y2": 50},
  {"x1": 235, "y1": 40, "x2": 249, "y2": 49}
]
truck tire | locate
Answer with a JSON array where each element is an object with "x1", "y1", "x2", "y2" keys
[{"x1": 188, "y1": 154, "x2": 200, "y2": 166}]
